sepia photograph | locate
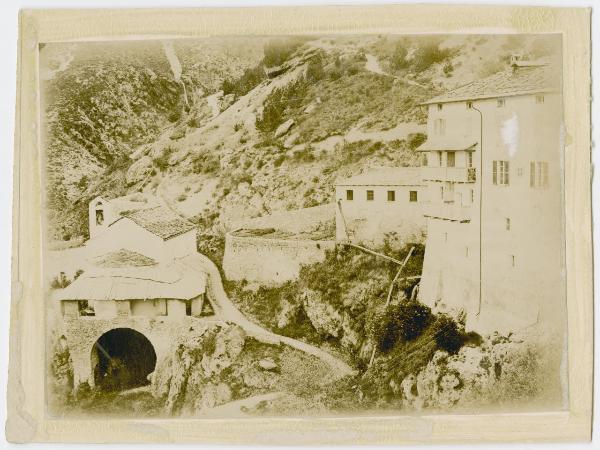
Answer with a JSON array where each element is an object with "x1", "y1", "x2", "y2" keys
[
  {"x1": 41, "y1": 33, "x2": 567, "y2": 418},
  {"x1": 4, "y1": 4, "x2": 593, "y2": 445}
]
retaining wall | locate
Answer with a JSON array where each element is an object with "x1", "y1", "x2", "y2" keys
[{"x1": 223, "y1": 233, "x2": 335, "y2": 284}]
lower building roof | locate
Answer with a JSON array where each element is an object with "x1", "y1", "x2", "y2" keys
[{"x1": 53, "y1": 252, "x2": 207, "y2": 302}]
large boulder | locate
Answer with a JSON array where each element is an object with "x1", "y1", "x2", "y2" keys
[
  {"x1": 302, "y1": 290, "x2": 342, "y2": 338},
  {"x1": 126, "y1": 155, "x2": 153, "y2": 184},
  {"x1": 274, "y1": 119, "x2": 295, "y2": 138}
]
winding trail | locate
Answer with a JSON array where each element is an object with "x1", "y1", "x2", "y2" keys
[
  {"x1": 193, "y1": 252, "x2": 356, "y2": 378},
  {"x1": 156, "y1": 183, "x2": 356, "y2": 378},
  {"x1": 364, "y1": 53, "x2": 427, "y2": 88}
]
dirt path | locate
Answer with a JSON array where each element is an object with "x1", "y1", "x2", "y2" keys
[
  {"x1": 156, "y1": 182, "x2": 356, "y2": 378},
  {"x1": 364, "y1": 53, "x2": 427, "y2": 88},
  {"x1": 192, "y1": 252, "x2": 356, "y2": 377}
]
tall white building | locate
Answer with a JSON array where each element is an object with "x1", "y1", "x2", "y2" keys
[{"x1": 416, "y1": 59, "x2": 565, "y2": 335}]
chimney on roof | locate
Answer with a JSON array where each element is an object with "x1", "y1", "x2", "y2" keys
[{"x1": 510, "y1": 53, "x2": 547, "y2": 73}]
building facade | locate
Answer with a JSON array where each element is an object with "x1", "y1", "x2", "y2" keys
[
  {"x1": 335, "y1": 167, "x2": 427, "y2": 245},
  {"x1": 54, "y1": 196, "x2": 213, "y2": 390},
  {"x1": 417, "y1": 61, "x2": 565, "y2": 335}
]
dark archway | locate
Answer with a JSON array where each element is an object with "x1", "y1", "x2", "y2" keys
[{"x1": 91, "y1": 328, "x2": 157, "y2": 392}]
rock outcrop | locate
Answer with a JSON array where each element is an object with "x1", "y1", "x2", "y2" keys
[
  {"x1": 151, "y1": 322, "x2": 288, "y2": 416},
  {"x1": 398, "y1": 332, "x2": 561, "y2": 410}
]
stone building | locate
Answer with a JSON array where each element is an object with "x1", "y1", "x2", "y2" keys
[
  {"x1": 335, "y1": 167, "x2": 427, "y2": 245},
  {"x1": 53, "y1": 195, "x2": 216, "y2": 391},
  {"x1": 416, "y1": 57, "x2": 564, "y2": 334},
  {"x1": 87, "y1": 194, "x2": 197, "y2": 263}
]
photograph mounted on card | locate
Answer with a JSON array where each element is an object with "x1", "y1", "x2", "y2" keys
[{"x1": 7, "y1": 5, "x2": 592, "y2": 444}]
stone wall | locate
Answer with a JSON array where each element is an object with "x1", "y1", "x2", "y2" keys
[{"x1": 223, "y1": 233, "x2": 335, "y2": 284}]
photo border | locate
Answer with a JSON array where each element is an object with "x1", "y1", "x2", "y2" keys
[{"x1": 7, "y1": 5, "x2": 592, "y2": 444}]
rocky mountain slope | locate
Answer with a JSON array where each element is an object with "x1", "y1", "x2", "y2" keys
[{"x1": 43, "y1": 34, "x2": 556, "y2": 242}]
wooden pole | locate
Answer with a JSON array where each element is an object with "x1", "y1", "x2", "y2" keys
[{"x1": 368, "y1": 246, "x2": 416, "y2": 367}]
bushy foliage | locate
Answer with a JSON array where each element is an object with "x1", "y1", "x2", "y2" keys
[
  {"x1": 390, "y1": 42, "x2": 410, "y2": 70},
  {"x1": 263, "y1": 37, "x2": 309, "y2": 67},
  {"x1": 152, "y1": 146, "x2": 175, "y2": 171},
  {"x1": 191, "y1": 151, "x2": 220, "y2": 174},
  {"x1": 256, "y1": 79, "x2": 308, "y2": 133},
  {"x1": 432, "y1": 314, "x2": 464, "y2": 355},
  {"x1": 411, "y1": 42, "x2": 454, "y2": 72},
  {"x1": 221, "y1": 65, "x2": 266, "y2": 98},
  {"x1": 50, "y1": 272, "x2": 72, "y2": 289}
]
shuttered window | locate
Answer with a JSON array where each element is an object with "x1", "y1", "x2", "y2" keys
[
  {"x1": 530, "y1": 161, "x2": 549, "y2": 188},
  {"x1": 366, "y1": 190, "x2": 374, "y2": 201},
  {"x1": 493, "y1": 160, "x2": 509, "y2": 185}
]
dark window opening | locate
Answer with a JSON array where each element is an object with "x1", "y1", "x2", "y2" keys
[
  {"x1": 387, "y1": 190, "x2": 395, "y2": 201},
  {"x1": 346, "y1": 189, "x2": 353, "y2": 201},
  {"x1": 366, "y1": 190, "x2": 374, "y2": 201},
  {"x1": 95, "y1": 209, "x2": 104, "y2": 225},
  {"x1": 409, "y1": 191, "x2": 418, "y2": 202},
  {"x1": 78, "y1": 300, "x2": 95, "y2": 316},
  {"x1": 446, "y1": 151, "x2": 456, "y2": 167}
]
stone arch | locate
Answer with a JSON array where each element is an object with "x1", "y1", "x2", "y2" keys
[{"x1": 90, "y1": 327, "x2": 157, "y2": 392}]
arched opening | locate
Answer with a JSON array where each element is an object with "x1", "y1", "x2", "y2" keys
[{"x1": 91, "y1": 328, "x2": 157, "y2": 392}]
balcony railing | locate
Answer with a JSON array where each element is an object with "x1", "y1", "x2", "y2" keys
[
  {"x1": 423, "y1": 166, "x2": 477, "y2": 183},
  {"x1": 421, "y1": 201, "x2": 471, "y2": 222}
]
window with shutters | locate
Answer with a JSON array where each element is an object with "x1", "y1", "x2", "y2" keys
[
  {"x1": 446, "y1": 151, "x2": 456, "y2": 167},
  {"x1": 346, "y1": 189, "x2": 353, "y2": 200},
  {"x1": 366, "y1": 190, "x2": 374, "y2": 201},
  {"x1": 409, "y1": 191, "x2": 418, "y2": 202},
  {"x1": 492, "y1": 160, "x2": 510, "y2": 185},
  {"x1": 530, "y1": 161, "x2": 549, "y2": 188},
  {"x1": 438, "y1": 151, "x2": 443, "y2": 166},
  {"x1": 387, "y1": 190, "x2": 395, "y2": 201},
  {"x1": 434, "y1": 118, "x2": 446, "y2": 135},
  {"x1": 467, "y1": 151, "x2": 473, "y2": 168}
]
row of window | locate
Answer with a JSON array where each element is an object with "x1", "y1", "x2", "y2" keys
[
  {"x1": 435, "y1": 95, "x2": 545, "y2": 112},
  {"x1": 427, "y1": 150, "x2": 474, "y2": 168},
  {"x1": 433, "y1": 95, "x2": 546, "y2": 136},
  {"x1": 345, "y1": 189, "x2": 418, "y2": 202},
  {"x1": 492, "y1": 160, "x2": 549, "y2": 188}
]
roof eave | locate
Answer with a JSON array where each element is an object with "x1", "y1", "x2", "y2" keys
[{"x1": 420, "y1": 88, "x2": 559, "y2": 106}]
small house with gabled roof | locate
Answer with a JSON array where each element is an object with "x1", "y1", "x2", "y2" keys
[{"x1": 86, "y1": 195, "x2": 197, "y2": 263}]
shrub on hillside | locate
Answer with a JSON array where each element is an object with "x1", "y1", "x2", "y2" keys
[
  {"x1": 191, "y1": 151, "x2": 220, "y2": 174},
  {"x1": 153, "y1": 146, "x2": 175, "y2": 171},
  {"x1": 390, "y1": 42, "x2": 410, "y2": 70},
  {"x1": 256, "y1": 80, "x2": 308, "y2": 133},
  {"x1": 411, "y1": 43, "x2": 454, "y2": 72},
  {"x1": 432, "y1": 314, "x2": 464, "y2": 354},
  {"x1": 263, "y1": 37, "x2": 308, "y2": 67},
  {"x1": 221, "y1": 65, "x2": 266, "y2": 98},
  {"x1": 368, "y1": 300, "x2": 432, "y2": 353}
]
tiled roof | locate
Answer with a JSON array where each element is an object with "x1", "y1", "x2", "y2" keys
[
  {"x1": 336, "y1": 167, "x2": 424, "y2": 186},
  {"x1": 93, "y1": 249, "x2": 158, "y2": 268},
  {"x1": 121, "y1": 206, "x2": 196, "y2": 240},
  {"x1": 423, "y1": 65, "x2": 560, "y2": 104}
]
